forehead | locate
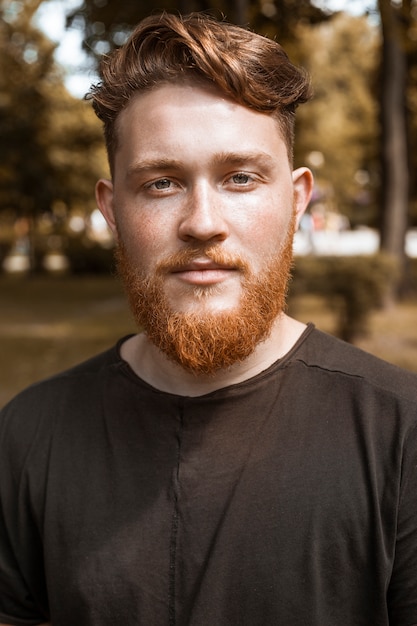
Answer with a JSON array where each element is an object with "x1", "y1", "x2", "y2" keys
[{"x1": 113, "y1": 81, "x2": 288, "y2": 170}]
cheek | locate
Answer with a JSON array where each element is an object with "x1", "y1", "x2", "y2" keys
[
  {"x1": 244, "y1": 206, "x2": 293, "y2": 254},
  {"x1": 117, "y1": 214, "x2": 171, "y2": 270},
  {"x1": 237, "y1": 185, "x2": 293, "y2": 232}
]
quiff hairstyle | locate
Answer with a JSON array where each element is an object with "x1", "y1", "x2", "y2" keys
[{"x1": 88, "y1": 12, "x2": 312, "y2": 174}]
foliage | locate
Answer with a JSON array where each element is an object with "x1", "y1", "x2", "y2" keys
[
  {"x1": 0, "y1": 0, "x2": 58, "y2": 219},
  {"x1": 66, "y1": 0, "x2": 329, "y2": 59},
  {"x1": 290, "y1": 254, "x2": 399, "y2": 342},
  {"x1": 45, "y1": 86, "x2": 108, "y2": 215},
  {"x1": 0, "y1": 0, "x2": 107, "y2": 244},
  {"x1": 295, "y1": 13, "x2": 380, "y2": 227}
]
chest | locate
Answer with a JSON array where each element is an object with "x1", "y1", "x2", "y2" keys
[{"x1": 39, "y1": 393, "x2": 397, "y2": 625}]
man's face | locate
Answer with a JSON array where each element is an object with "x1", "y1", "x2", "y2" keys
[{"x1": 97, "y1": 82, "x2": 312, "y2": 373}]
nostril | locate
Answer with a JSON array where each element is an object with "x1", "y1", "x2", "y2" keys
[{"x1": 178, "y1": 203, "x2": 229, "y2": 242}]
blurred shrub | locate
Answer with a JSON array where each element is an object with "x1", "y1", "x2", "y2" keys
[
  {"x1": 406, "y1": 257, "x2": 417, "y2": 294},
  {"x1": 66, "y1": 238, "x2": 115, "y2": 275},
  {"x1": 290, "y1": 255, "x2": 399, "y2": 342},
  {"x1": 0, "y1": 242, "x2": 10, "y2": 267}
]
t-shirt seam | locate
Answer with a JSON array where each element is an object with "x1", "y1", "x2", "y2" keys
[
  {"x1": 399, "y1": 419, "x2": 417, "y2": 508},
  {"x1": 37, "y1": 351, "x2": 417, "y2": 409},
  {"x1": 168, "y1": 407, "x2": 184, "y2": 626},
  {"x1": 293, "y1": 358, "x2": 417, "y2": 408}
]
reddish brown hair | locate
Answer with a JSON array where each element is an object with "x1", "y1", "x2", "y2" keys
[{"x1": 88, "y1": 12, "x2": 312, "y2": 173}]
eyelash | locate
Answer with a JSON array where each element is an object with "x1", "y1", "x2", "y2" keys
[
  {"x1": 143, "y1": 172, "x2": 257, "y2": 193},
  {"x1": 230, "y1": 173, "x2": 253, "y2": 185}
]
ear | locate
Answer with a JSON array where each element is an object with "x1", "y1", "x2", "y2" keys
[
  {"x1": 95, "y1": 178, "x2": 118, "y2": 238},
  {"x1": 292, "y1": 167, "x2": 314, "y2": 229}
]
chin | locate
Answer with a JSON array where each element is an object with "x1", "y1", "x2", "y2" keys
[
  {"x1": 171, "y1": 300, "x2": 240, "y2": 317},
  {"x1": 168, "y1": 286, "x2": 241, "y2": 313}
]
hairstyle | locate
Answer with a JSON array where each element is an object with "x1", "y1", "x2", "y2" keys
[{"x1": 88, "y1": 12, "x2": 312, "y2": 173}]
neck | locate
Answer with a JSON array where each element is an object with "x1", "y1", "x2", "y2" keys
[{"x1": 120, "y1": 313, "x2": 306, "y2": 397}]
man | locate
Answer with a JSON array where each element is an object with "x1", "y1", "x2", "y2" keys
[{"x1": 1, "y1": 12, "x2": 417, "y2": 626}]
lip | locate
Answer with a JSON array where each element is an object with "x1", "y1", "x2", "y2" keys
[{"x1": 170, "y1": 260, "x2": 237, "y2": 285}]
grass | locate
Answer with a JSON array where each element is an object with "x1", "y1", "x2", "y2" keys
[
  {"x1": 1, "y1": 274, "x2": 417, "y2": 408},
  {"x1": 0, "y1": 275, "x2": 135, "y2": 408},
  {"x1": 289, "y1": 294, "x2": 417, "y2": 372}
]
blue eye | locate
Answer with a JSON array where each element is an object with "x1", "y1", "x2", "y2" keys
[
  {"x1": 153, "y1": 179, "x2": 172, "y2": 189},
  {"x1": 232, "y1": 173, "x2": 251, "y2": 184}
]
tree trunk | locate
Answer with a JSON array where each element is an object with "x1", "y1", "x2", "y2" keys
[
  {"x1": 378, "y1": 0, "x2": 409, "y2": 298},
  {"x1": 234, "y1": 0, "x2": 249, "y2": 24}
]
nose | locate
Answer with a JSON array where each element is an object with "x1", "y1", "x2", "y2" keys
[{"x1": 178, "y1": 183, "x2": 229, "y2": 243}]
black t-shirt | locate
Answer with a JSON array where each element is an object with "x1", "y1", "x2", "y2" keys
[{"x1": 1, "y1": 325, "x2": 417, "y2": 625}]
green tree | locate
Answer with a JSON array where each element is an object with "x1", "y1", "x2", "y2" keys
[
  {"x1": 0, "y1": 0, "x2": 57, "y2": 221},
  {"x1": 66, "y1": 0, "x2": 328, "y2": 60},
  {"x1": 0, "y1": 0, "x2": 106, "y2": 268},
  {"x1": 295, "y1": 13, "x2": 380, "y2": 226}
]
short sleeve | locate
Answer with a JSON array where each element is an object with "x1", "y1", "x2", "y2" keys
[
  {"x1": 387, "y1": 420, "x2": 417, "y2": 625},
  {"x1": 0, "y1": 397, "x2": 50, "y2": 624}
]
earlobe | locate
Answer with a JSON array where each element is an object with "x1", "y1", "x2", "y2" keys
[
  {"x1": 292, "y1": 167, "x2": 314, "y2": 228},
  {"x1": 95, "y1": 179, "x2": 117, "y2": 236}
]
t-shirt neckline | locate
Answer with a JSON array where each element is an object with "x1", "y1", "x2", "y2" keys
[{"x1": 116, "y1": 322, "x2": 316, "y2": 399}]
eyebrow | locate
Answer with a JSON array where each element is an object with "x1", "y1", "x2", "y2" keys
[
  {"x1": 211, "y1": 151, "x2": 276, "y2": 169},
  {"x1": 126, "y1": 151, "x2": 276, "y2": 179},
  {"x1": 126, "y1": 159, "x2": 182, "y2": 179}
]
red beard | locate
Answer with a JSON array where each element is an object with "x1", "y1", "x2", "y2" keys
[{"x1": 116, "y1": 217, "x2": 296, "y2": 375}]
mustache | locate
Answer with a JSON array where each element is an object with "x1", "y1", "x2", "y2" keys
[{"x1": 155, "y1": 246, "x2": 249, "y2": 274}]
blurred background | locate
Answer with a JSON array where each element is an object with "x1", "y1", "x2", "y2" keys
[{"x1": 1, "y1": 0, "x2": 417, "y2": 407}]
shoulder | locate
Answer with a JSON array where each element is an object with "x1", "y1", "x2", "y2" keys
[
  {"x1": 0, "y1": 339, "x2": 129, "y2": 445},
  {"x1": 6, "y1": 337, "x2": 129, "y2": 399},
  {"x1": 292, "y1": 327, "x2": 417, "y2": 406}
]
